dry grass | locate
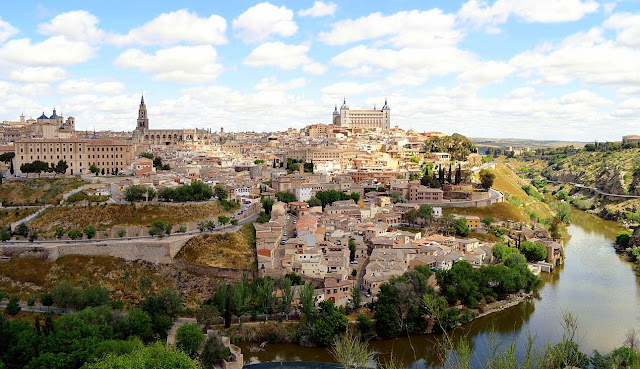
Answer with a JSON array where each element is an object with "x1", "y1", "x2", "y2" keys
[
  {"x1": 0, "y1": 207, "x2": 39, "y2": 228},
  {"x1": 28, "y1": 202, "x2": 223, "y2": 234},
  {"x1": 0, "y1": 255, "x2": 170, "y2": 306},
  {"x1": 0, "y1": 178, "x2": 84, "y2": 205},
  {"x1": 176, "y1": 223, "x2": 257, "y2": 269},
  {"x1": 446, "y1": 202, "x2": 529, "y2": 223}
]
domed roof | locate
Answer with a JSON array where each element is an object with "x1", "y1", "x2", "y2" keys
[
  {"x1": 38, "y1": 112, "x2": 48, "y2": 119},
  {"x1": 333, "y1": 104, "x2": 339, "y2": 115},
  {"x1": 50, "y1": 108, "x2": 58, "y2": 119}
]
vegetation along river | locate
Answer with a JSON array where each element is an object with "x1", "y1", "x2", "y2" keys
[{"x1": 239, "y1": 209, "x2": 640, "y2": 367}]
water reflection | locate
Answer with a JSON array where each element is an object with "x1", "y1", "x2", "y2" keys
[{"x1": 239, "y1": 210, "x2": 640, "y2": 368}]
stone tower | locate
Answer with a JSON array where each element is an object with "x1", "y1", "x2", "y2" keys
[{"x1": 137, "y1": 95, "x2": 149, "y2": 131}]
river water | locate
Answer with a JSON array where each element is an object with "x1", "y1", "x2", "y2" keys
[{"x1": 239, "y1": 210, "x2": 640, "y2": 367}]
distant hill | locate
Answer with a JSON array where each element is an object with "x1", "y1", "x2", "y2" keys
[{"x1": 472, "y1": 138, "x2": 588, "y2": 150}]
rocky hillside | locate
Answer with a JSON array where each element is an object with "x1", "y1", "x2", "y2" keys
[{"x1": 546, "y1": 149, "x2": 640, "y2": 195}]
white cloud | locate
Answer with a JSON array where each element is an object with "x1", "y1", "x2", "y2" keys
[
  {"x1": 38, "y1": 10, "x2": 104, "y2": 43},
  {"x1": 7, "y1": 67, "x2": 67, "y2": 83},
  {"x1": 0, "y1": 17, "x2": 18, "y2": 43},
  {"x1": 320, "y1": 82, "x2": 383, "y2": 98},
  {"x1": 331, "y1": 45, "x2": 477, "y2": 86},
  {"x1": 254, "y1": 77, "x2": 306, "y2": 91},
  {"x1": 319, "y1": 9, "x2": 461, "y2": 48},
  {"x1": 115, "y1": 45, "x2": 223, "y2": 83},
  {"x1": 510, "y1": 28, "x2": 640, "y2": 86},
  {"x1": 560, "y1": 90, "x2": 612, "y2": 106},
  {"x1": 604, "y1": 12, "x2": 640, "y2": 48},
  {"x1": 110, "y1": 9, "x2": 227, "y2": 46},
  {"x1": 458, "y1": 0, "x2": 599, "y2": 31},
  {"x1": 0, "y1": 36, "x2": 95, "y2": 66},
  {"x1": 302, "y1": 62, "x2": 326, "y2": 75},
  {"x1": 244, "y1": 42, "x2": 311, "y2": 70},
  {"x1": 233, "y1": 2, "x2": 298, "y2": 43},
  {"x1": 507, "y1": 87, "x2": 537, "y2": 98},
  {"x1": 456, "y1": 61, "x2": 515, "y2": 87},
  {"x1": 298, "y1": 1, "x2": 337, "y2": 17},
  {"x1": 58, "y1": 79, "x2": 125, "y2": 95}
]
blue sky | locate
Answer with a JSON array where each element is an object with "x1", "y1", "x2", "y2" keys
[{"x1": 0, "y1": 0, "x2": 639, "y2": 141}]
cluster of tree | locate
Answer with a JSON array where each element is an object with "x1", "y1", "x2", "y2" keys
[
  {"x1": 148, "y1": 220, "x2": 173, "y2": 237},
  {"x1": 493, "y1": 241, "x2": 547, "y2": 263},
  {"x1": 0, "y1": 152, "x2": 15, "y2": 176},
  {"x1": 584, "y1": 141, "x2": 639, "y2": 152},
  {"x1": 479, "y1": 168, "x2": 495, "y2": 190},
  {"x1": 139, "y1": 152, "x2": 170, "y2": 170},
  {"x1": 275, "y1": 191, "x2": 297, "y2": 203},
  {"x1": 157, "y1": 181, "x2": 213, "y2": 202},
  {"x1": 256, "y1": 211, "x2": 271, "y2": 223},
  {"x1": 402, "y1": 204, "x2": 435, "y2": 225},
  {"x1": 125, "y1": 185, "x2": 156, "y2": 202},
  {"x1": 438, "y1": 213, "x2": 470, "y2": 237},
  {"x1": 0, "y1": 286, "x2": 187, "y2": 368},
  {"x1": 261, "y1": 197, "x2": 275, "y2": 214},
  {"x1": 424, "y1": 133, "x2": 477, "y2": 161},
  {"x1": 286, "y1": 158, "x2": 313, "y2": 173},
  {"x1": 19, "y1": 159, "x2": 68, "y2": 177},
  {"x1": 420, "y1": 163, "x2": 467, "y2": 188},
  {"x1": 309, "y1": 190, "x2": 360, "y2": 208}
]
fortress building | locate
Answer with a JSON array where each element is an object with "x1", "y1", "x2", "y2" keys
[
  {"x1": 133, "y1": 95, "x2": 212, "y2": 146},
  {"x1": 332, "y1": 98, "x2": 390, "y2": 130}
]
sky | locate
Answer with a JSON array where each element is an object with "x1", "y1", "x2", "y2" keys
[{"x1": 0, "y1": 0, "x2": 639, "y2": 141}]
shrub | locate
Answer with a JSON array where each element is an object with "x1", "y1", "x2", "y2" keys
[
  {"x1": 176, "y1": 323, "x2": 204, "y2": 358},
  {"x1": 200, "y1": 333, "x2": 231, "y2": 367}
]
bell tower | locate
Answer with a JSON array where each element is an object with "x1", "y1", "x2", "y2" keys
[{"x1": 137, "y1": 94, "x2": 149, "y2": 131}]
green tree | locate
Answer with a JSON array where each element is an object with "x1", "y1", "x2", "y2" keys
[
  {"x1": 67, "y1": 228, "x2": 83, "y2": 240},
  {"x1": 479, "y1": 169, "x2": 496, "y2": 190},
  {"x1": 230, "y1": 219, "x2": 238, "y2": 226},
  {"x1": 275, "y1": 191, "x2": 297, "y2": 203},
  {"x1": 147, "y1": 187, "x2": 157, "y2": 200},
  {"x1": 553, "y1": 202, "x2": 572, "y2": 224},
  {"x1": 279, "y1": 277, "x2": 294, "y2": 315},
  {"x1": 6, "y1": 295, "x2": 21, "y2": 315},
  {"x1": 218, "y1": 215, "x2": 230, "y2": 229},
  {"x1": 139, "y1": 152, "x2": 154, "y2": 159},
  {"x1": 356, "y1": 314, "x2": 375, "y2": 341},
  {"x1": 55, "y1": 227, "x2": 65, "y2": 239},
  {"x1": 417, "y1": 204, "x2": 434, "y2": 224},
  {"x1": 520, "y1": 241, "x2": 548, "y2": 262},
  {"x1": 403, "y1": 208, "x2": 419, "y2": 224},
  {"x1": 197, "y1": 304, "x2": 220, "y2": 330},
  {"x1": 89, "y1": 164, "x2": 99, "y2": 175},
  {"x1": 16, "y1": 222, "x2": 29, "y2": 237},
  {"x1": 200, "y1": 334, "x2": 231, "y2": 368},
  {"x1": 0, "y1": 231, "x2": 10, "y2": 242},
  {"x1": 86, "y1": 343, "x2": 198, "y2": 369},
  {"x1": 313, "y1": 301, "x2": 348, "y2": 346},
  {"x1": 307, "y1": 197, "x2": 322, "y2": 207},
  {"x1": 52, "y1": 160, "x2": 68, "y2": 176},
  {"x1": 83, "y1": 225, "x2": 97, "y2": 239},
  {"x1": 261, "y1": 197, "x2": 275, "y2": 214},
  {"x1": 176, "y1": 323, "x2": 204, "y2": 358},
  {"x1": 454, "y1": 217, "x2": 470, "y2": 237},
  {"x1": 214, "y1": 184, "x2": 228, "y2": 201},
  {"x1": 350, "y1": 286, "x2": 362, "y2": 310},
  {"x1": 299, "y1": 283, "x2": 316, "y2": 319},
  {"x1": 492, "y1": 243, "x2": 516, "y2": 261},
  {"x1": 125, "y1": 185, "x2": 148, "y2": 202}
]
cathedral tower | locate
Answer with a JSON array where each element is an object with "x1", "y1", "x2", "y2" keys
[{"x1": 137, "y1": 95, "x2": 149, "y2": 131}]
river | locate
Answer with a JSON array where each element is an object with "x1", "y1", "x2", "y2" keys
[{"x1": 239, "y1": 210, "x2": 640, "y2": 367}]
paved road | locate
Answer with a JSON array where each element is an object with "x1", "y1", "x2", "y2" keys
[
  {"x1": 1, "y1": 212, "x2": 259, "y2": 246},
  {"x1": 0, "y1": 301, "x2": 70, "y2": 314}
]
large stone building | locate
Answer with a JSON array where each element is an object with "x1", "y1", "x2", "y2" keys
[
  {"x1": 1, "y1": 108, "x2": 75, "y2": 142},
  {"x1": 14, "y1": 138, "x2": 135, "y2": 176},
  {"x1": 132, "y1": 95, "x2": 213, "y2": 146},
  {"x1": 332, "y1": 98, "x2": 390, "y2": 130}
]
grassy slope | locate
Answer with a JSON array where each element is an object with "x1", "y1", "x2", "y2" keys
[
  {"x1": 175, "y1": 223, "x2": 257, "y2": 269},
  {"x1": 552, "y1": 149, "x2": 640, "y2": 187},
  {"x1": 0, "y1": 178, "x2": 84, "y2": 205},
  {"x1": 28, "y1": 202, "x2": 223, "y2": 234},
  {"x1": 0, "y1": 255, "x2": 170, "y2": 306},
  {"x1": 0, "y1": 208, "x2": 38, "y2": 227}
]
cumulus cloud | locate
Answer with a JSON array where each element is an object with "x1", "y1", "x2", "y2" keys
[
  {"x1": 254, "y1": 77, "x2": 306, "y2": 91},
  {"x1": 298, "y1": 1, "x2": 337, "y2": 17},
  {"x1": 58, "y1": 79, "x2": 125, "y2": 95},
  {"x1": 510, "y1": 29, "x2": 640, "y2": 86},
  {"x1": 456, "y1": 61, "x2": 515, "y2": 87},
  {"x1": 319, "y1": 9, "x2": 461, "y2": 48},
  {"x1": 38, "y1": 10, "x2": 105, "y2": 43},
  {"x1": 0, "y1": 36, "x2": 95, "y2": 66},
  {"x1": 7, "y1": 67, "x2": 67, "y2": 83},
  {"x1": 458, "y1": 0, "x2": 599, "y2": 31},
  {"x1": 560, "y1": 90, "x2": 613, "y2": 106},
  {"x1": 302, "y1": 62, "x2": 327, "y2": 75},
  {"x1": 244, "y1": 42, "x2": 312, "y2": 70},
  {"x1": 604, "y1": 12, "x2": 640, "y2": 48},
  {"x1": 507, "y1": 87, "x2": 538, "y2": 99},
  {"x1": 115, "y1": 45, "x2": 223, "y2": 83},
  {"x1": 0, "y1": 17, "x2": 18, "y2": 43},
  {"x1": 110, "y1": 9, "x2": 227, "y2": 45},
  {"x1": 233, "y1": 3, "x2": 298, "y2": 43}
]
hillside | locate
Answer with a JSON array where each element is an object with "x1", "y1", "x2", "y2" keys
[
  {"x1": 27, "y1": 202, "x2": 224, "y2": 236},
  {"x1": 0, "y1": 207, "x2": 38, "y2": 227},
  {"x1": 0, "y1": 178, "x2": 85, "y2": 205},
  {"x1": 175, "y1": 223, "x2": 257, "y2": 269}
]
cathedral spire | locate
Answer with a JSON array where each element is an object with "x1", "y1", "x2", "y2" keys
[{"x1": 141, "y1": 94, "x2": 145, "y2": 105}]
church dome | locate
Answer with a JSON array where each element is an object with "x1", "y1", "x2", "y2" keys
[
  {"x1": 38, "y1": 112, "x2": 48, "y2": 119},
  {"x1": 50, "y1": 108, "x2": 58, "y2": 119},
  {"x1": 340, "y1": 98, "x2": 349, "y2": 110}
]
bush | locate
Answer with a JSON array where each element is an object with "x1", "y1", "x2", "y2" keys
[
  {"x1": 616, "y1": 232, "x2": 631, "y2": 248},
  {"x1": 176, "y1": 323, "x2": 204, "y2": 358},
  {"x1": 6, "y1": 295, "x2": 21, "y2": 315},
  {"x1": 200, "y1": 333, "x2": 231, "y2": 367},
  {"x1": 520, "y1": 241, "x2": 548, "y2": 262}
]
